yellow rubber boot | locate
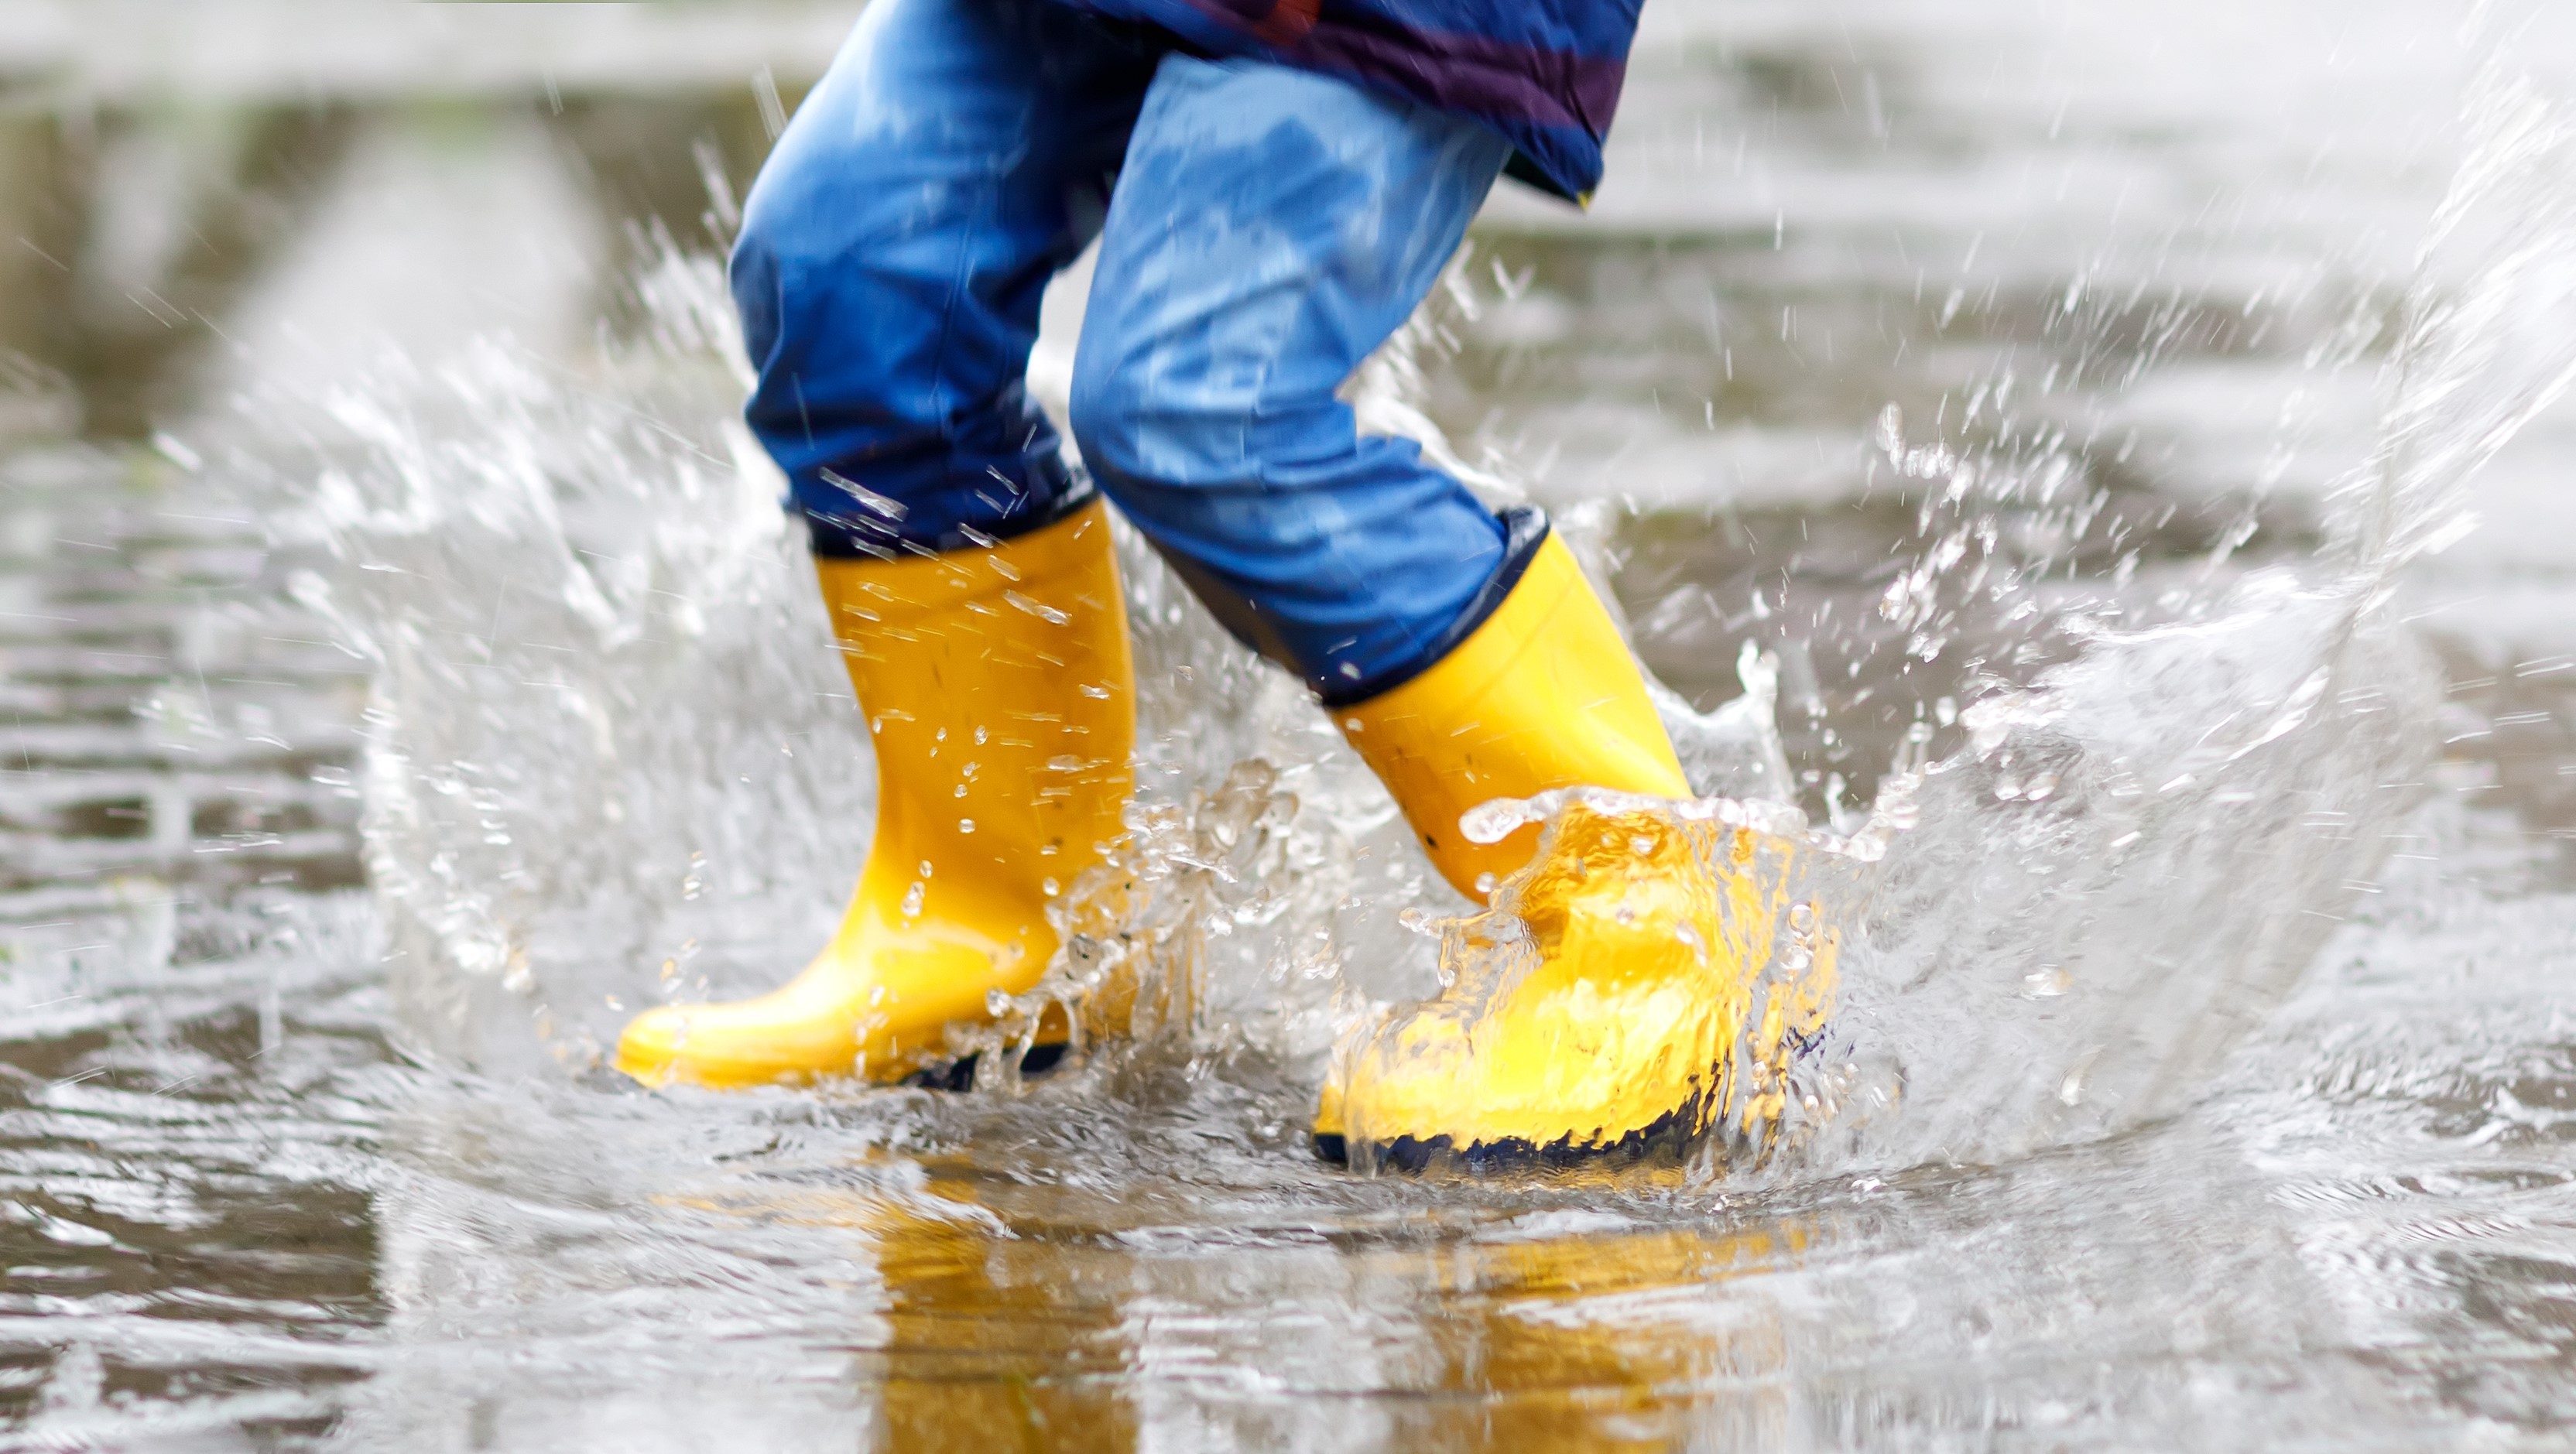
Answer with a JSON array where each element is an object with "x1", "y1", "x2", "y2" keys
[
  {"x1": 1331, "y1": 532, "x2": 1688, "y2": 903},
  {"x1": 615, "y1": 501, "x2": 1134, "y2": 1089},
  {"x1": 1319, "y1": 531, "x2": 1770, "y2": 1166}
]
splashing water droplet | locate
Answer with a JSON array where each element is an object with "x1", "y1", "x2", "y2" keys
[
  {"x1": 900, "y1": 881, "x2": 927, "y2": 918},
  {"x1": 1005, "y1": 590, "x2": 1070, "y2": 624},
  {"x1": 1460, "y1": 797, "x2": 1545, "y2": 846},
  {"x1": 917, "y1": 860, "x2": 933, "y2": 878},
  {"x1": 1042, "y1": 877, "x2": 1060, "y2": 898},
  {"x1": 958, "y1": 819, "x2": 975, "y2": 834}
]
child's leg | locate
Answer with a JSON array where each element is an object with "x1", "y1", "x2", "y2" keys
[
  {"x1": 731, "y1": 0, "x2": 1160, "y2": 553},
  {"x1": 1070, "y1": 53, "x2": 1685, "y2": 896},
  {"x1": 1068, "y1": 55, "x2": 1516, "y2": 703},
  {"x1": 620, "y1": 0, "x2": 1156, "y2": 1090},
  {"x1": 1069, "y1": 57, "x2": 1728, "y2": 1165}
]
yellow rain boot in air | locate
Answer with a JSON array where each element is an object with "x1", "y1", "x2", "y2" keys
[
  {"x1": 1317, "y1": 529, "x2": 1772, "y2": 1167},
  {"x1": 615, "y1": 501, "x2": 1134, "y2": 1089}
]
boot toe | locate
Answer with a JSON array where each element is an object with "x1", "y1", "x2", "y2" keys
[
  {"x1": 612, "y1": 1001, "x2": 852, "y2": 1090},
  {"x1": 612, "y1": 1006, "x2": 694, "y2": 1088}
]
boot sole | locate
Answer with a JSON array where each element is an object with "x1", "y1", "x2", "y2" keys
[
  {"x1": 1310, "y1": 1095, "x2": 1708, "y2": 1173},
  {"x1": 900, "y1": 1041, "x2": 1069, "y2": 1092}
]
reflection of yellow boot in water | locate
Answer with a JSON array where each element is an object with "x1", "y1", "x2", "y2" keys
[
  {"x1": 1317, "y1": 532, "x2": 1766, "y2": 1168},
  {"x1": 615, "y1": 502, "x2": 1133, "y2": 1089}
]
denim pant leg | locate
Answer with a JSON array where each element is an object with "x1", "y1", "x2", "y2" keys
[
  {"x1": 730, "y1": 0, "x2": 1163, "y2": 555},
  {"x1": 1068, "y1": 55, "x2": 1517, "y2": 703}
]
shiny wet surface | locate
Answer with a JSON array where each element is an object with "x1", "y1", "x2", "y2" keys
[{"x1": 10, "y1": 2, "x2": 2576, "y2": 1449}]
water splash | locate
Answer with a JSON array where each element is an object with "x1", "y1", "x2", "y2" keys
[
  {"x1": 2345, "y1": 56, "x2": 2576, "y2": 587},
  {"x1": 954, "y1": 759, "x2": 1354, "y2": 1094},
  {"x1": 269, "y1": 254, "x2": 877, "y2": 1076},
  {"x1": 1280, "y1": 32, "x2": 2576, "y2": 1179},
  {"x1": 269, "y1": 37, "x2": 2576, "y2": 1193},
  {"x1": 1783, "y1": 52, "x2": 2576, "y2": 1170}
]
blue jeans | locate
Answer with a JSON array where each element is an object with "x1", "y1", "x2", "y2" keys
[{"x1": 731, "y1": 0, "x2": 1522, "y2": 703}]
